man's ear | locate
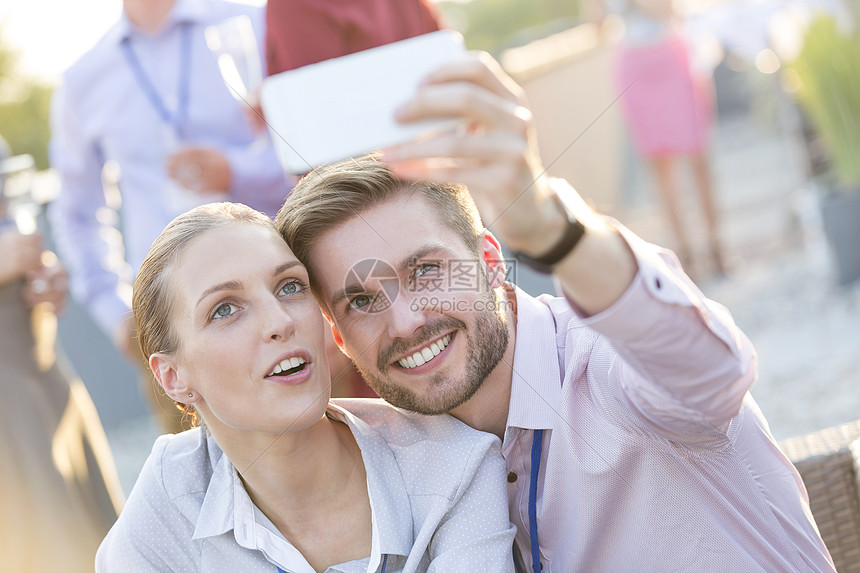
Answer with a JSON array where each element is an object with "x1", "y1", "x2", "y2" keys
[
  {"x1": 330, "y1": 323, "x2": 345, "y2": 351},
  {"x1": 320, "y1": 309, "x2": 346, "y2": 352},
  {"x1": 481, "y1": 231, "x2": 507, "y2": 289},
  {"x1": 149, "y1": 353, "x2": 195, "y2": 404}
]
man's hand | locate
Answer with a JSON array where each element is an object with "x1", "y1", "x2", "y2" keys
[
  {"x1": 0, "y1": 230, "x2": 43, "y2": 286},
  {"x1": 382, "y1": 52, "x2": 561, "y2": 256},
  {"x1": 243, "y1": 84, "x2": 268, "y2": 133},
  {"x1": 384, "y1": 51, "x2": 637, "y2": 316},
  {"x1": 24, "y1": 251, "x2": 69, "y2": 313},
  {"x1": 166, "y1": 147, "x2": 233, "y2": 193}
]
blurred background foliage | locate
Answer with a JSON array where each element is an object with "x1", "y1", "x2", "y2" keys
[
  {"x1": 437, "y1": 0, "x2": 581, "y2": 54},
  {"x1": 788, "y1": 15, "x2": 860, "y2": 188},
  {"x1": 0, "y1": 34, "x2": 52, "y2": 169}
]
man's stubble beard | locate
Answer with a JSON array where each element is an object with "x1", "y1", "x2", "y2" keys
[{"x1": 355, "y1": 289, "x2": 510, "y2": 415}]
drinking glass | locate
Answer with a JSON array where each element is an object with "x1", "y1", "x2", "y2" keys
[
  {"x1": 205, "y1": 15, "x2": 263, "y2": 102},
  {"x1": 0, "y1": 154, "x2": 39, "y2": 235}
]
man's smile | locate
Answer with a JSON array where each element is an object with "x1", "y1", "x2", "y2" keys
[{"x1": 396, "y1": 333, "x2": 453, "y2": 369}]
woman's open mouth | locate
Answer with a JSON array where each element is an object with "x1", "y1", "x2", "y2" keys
[{"x1": 267, "y1": 356, "x2": 307, "y2": 377}]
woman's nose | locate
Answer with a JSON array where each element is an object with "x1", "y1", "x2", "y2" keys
[{"x1": 263, "y1": 297, "x2": 296, "y2": 342}]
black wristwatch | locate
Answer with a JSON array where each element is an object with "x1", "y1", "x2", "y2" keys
[{"x1": 511, "y1": 190, "x2": 586, "y2": 274}]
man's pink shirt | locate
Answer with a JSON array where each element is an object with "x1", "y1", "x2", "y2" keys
[{"x1": 503, "y1": 206, "x2": 835, "y2": 572}]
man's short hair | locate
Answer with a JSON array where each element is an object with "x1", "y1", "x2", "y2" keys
[{"x1": 275, "y1": 154, "x2": 484, "y2": 291}]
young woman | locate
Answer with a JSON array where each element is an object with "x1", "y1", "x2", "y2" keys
[{"x1": 96, "y1": 202, "x2": 515, "y2": 572}]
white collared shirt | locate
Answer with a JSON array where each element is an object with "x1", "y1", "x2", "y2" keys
[{"x1": 96, "y1": 402, "x2": 515, "y2": 572}]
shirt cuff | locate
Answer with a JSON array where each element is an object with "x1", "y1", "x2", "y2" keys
[
  {"x1": 564, "y1": 220, "x2": 727, "y2": 348},
  {"x1": 224, "y1": 148, "x2": 254, "y2": 199}
]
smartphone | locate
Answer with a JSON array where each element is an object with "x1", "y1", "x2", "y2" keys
[{"x1": 260, "y1": 30, "x2": 466, "y2": 174}]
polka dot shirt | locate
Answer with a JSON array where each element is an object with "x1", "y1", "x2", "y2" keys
[{"x1": 96, "y1": 400, "x2": 515, "y2": 572}]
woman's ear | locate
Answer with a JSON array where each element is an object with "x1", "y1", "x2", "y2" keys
[
  {"x1": 150, "y1": 353, "x2": 196, "y2": 404},
  {"x1": 481, "y1": 231, "x2": 508, "y2": 289}
]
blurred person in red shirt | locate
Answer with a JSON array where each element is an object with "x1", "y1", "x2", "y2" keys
[{"x1": 265, "y1": 0, "x2": 441, "y2": 75}]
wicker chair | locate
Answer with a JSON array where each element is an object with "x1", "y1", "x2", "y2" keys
[{"x1": 779, "y1": 419, "x2": 860, "y2": 573}]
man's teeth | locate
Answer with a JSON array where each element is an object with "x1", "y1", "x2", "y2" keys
[
  {"x1": 269, "y1": 356, "x2": 306, "y2": 376},
  {"x1": 398, "y1": 334, "x2": 452, "y2": 369}
]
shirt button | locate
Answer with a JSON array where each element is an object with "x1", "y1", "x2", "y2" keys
[{"x1": 507, "y1": 472, "x2": 518, "y2": 483}]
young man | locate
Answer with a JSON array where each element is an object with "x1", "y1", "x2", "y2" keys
[{"x1": 276, "y1": 53, "x2": 835, "y2": 572}]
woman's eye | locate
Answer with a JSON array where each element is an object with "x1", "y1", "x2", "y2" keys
[
  {"x1": 278, "y1": 280, "x2": 307, "y2": 297},
  {"x1": 212, "y1": 303, "x2": 237, "y2": 320},
  {"x1": 348, "y1": 294, "x2": 372, "y2": 310}
]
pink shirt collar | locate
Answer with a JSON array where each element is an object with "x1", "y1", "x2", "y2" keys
[{"x1": 506, "y1": 286, "x2": 563, "y2": 431}]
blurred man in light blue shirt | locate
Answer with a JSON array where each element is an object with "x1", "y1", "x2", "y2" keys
[{"x1": 50, "y1": 0, "x2": 291, "y2": 432}]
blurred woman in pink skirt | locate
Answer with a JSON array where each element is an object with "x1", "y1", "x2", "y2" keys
[{"x1": 591, "y1": 0, "x2": 725, "y2": 275}]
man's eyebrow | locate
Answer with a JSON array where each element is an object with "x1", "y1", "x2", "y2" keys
[
  {"x1": 395, "y1": 244, "x2": 454, "y2": 272},
  {"x1": 330, "y1": 282, "x2": 371, "y2": 308},
  {"x1": 196, "y1": 280, "x2": 242, "y2": 308}
]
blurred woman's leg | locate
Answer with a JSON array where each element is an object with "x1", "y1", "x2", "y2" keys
[
  {"x1": 651, "y1": 155, "x2": 692, "y2": 268},
  {"x1": 690, "y1": 150, "x2": 725, "y2": 274}
]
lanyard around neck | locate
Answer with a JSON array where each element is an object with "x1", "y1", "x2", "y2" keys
[
  {"x1": 514, "y1": 429, "x2": 544, "y2": 573},
  {"x1": 120, "y1": 22, "x2": 192, "y2": 136}
]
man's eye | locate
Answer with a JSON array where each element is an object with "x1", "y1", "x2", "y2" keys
[
  {"x1": 212, "y1": 303, "x2": 238, "y2": 320},
  {"x1": 414, "y1": 263, "x2": 439, "y2": 278},
  {"x1": 348, "y1": 294, "x2": 373, "y2": 310}
]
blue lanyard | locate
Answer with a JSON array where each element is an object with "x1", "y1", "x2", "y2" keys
[
  {"x1": 120, "y1": 22, "x2": 192, "y2": 136},
  {"x1": 514, "y1": 429, "x2": 544, "y2": 573},
  {"x1": 276, "y1": 554, "x2": 387, "y2": 573},
  {"x1": 528, "y1": 429, "x2": 544, "y2": 573}
]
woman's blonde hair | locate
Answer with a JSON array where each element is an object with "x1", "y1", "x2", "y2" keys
[{"x1": 132, "y1": 202, "x2": 276, "y2": 426}]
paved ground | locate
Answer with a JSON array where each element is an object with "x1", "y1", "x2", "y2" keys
[
  {"x1": 616, "y1": 108, "x2": 860, "y2": 444},
  {"x1": 705, "y1": 245, "x2": 860, "y2": 441},
  {"x1": 104, "y1": 103, "x2": 860, "y2": 496}
]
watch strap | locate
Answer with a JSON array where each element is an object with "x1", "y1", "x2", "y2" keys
[{"x1": 511, "y1": 191, "x2": 586, "y2": 274}]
